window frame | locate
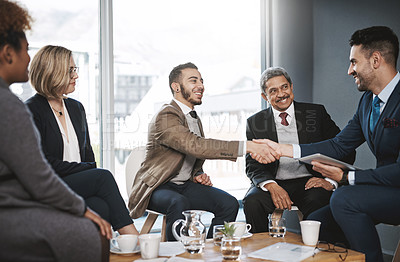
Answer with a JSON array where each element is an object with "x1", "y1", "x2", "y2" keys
[{"x1": 99, "y1": 0, "x2": 271, "y2": 177}]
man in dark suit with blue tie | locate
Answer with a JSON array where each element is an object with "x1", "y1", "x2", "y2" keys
[{"x1": 256, "y1": 26, "x2": 400, "y2": 262}]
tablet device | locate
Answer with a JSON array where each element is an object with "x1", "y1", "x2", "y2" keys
[{"x1": 299, "y1": 153, "x2": 361, "y2": 171}]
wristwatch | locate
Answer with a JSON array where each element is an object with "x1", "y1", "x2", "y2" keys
[{"x1": 340, "y1": 170, "x2": 349, "y2": 185}]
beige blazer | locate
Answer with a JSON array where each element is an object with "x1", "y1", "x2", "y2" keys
[{"x1": 128, "y1": 100, "x2": 240, "y2": 218}]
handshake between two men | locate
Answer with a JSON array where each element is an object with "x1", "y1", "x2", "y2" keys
[{"x1": 246, "y1": 139, "x2": 287, "y2": 164}]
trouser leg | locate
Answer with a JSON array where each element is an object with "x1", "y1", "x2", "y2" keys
[
  {"x1": 243, "y1": 186, "x2": 275, "y2": 233},
  {"x1": 330, "y1": 185, "x2": 400, "y2": 262},
  {"x1": 63, "y1": 168, "x2": 133, "y2": 230},
  {"x1": 181, "y1": 181, "x2": 239, "y2": 238},
  {"x1": 287, "y1": 177, "x2": 332, "y2": 219},
  {"x1": 148, "y1": 181, "x2": 238, "y2": 240},
  {"x1": 147, "y1": 182, "x2": 191, "y2": 241}
]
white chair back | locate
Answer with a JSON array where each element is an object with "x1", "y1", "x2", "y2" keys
[{"x1": 125, "y1": 146, "x2": 146, "y2": 197}]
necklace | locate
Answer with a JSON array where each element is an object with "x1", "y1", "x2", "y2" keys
[{"x1": 50, "y1": 104, "x2": 63, "y2": 117}]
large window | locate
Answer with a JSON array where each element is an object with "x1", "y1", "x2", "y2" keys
[
  {"x1": 11, "y1": 0, "x2": 264, "y2": 201},
  {"x1": 12, "y1": 0, "x2": 101, "y2": 159},
  {"x1": 113, "y1": 1, "x2": 262, "y2": 199}
]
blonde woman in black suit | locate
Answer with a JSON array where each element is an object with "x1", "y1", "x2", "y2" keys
[{"x1": 26, "y1": 45, "x2": 139, "y2": 236}]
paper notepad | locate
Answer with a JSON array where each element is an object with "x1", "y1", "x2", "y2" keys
[{"x1": 248, "y1": 242, "x2": 317, "y2": 262}]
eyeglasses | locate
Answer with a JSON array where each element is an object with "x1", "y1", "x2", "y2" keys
[
  {"x1": 69, "y1": 66, "x2": 79, "y2": 78},
  {"x1": 313, "y1": 241, "x2": 348, "y2": 261}
]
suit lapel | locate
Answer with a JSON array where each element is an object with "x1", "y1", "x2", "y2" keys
[
  {"x1": 169, "y1": 100, "x2": 205, "y2": 174},
  {"x1": 198, "y1": 118, "x2": 205, "y2": 137},
  {"x1": 294, "y1": 102, "x2": 308, "y2": 144},
  {"x1": 170, "y1": 100, "x2": 204, "y2": 136},
  {"x1": 170, "y1": 100, "x2": 189, "y2": 127},
  {"x1": 37, "y1": 94, "x2": 63, "y2": 140},
  {"x1": 65, "y1": 99, "x2": 84, "y2": 150},
  {"x1": 371, "y1": 82, "x2": 400, "y2": 149},
  {"x1": 262, "y1": 107, "x2": 278, "y2": 141}
]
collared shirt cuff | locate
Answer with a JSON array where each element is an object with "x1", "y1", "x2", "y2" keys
[
  {"x1": 348, "y1": 171, "x2": 355, "y2": 185},
  {"x1": 324, "y1": 177, "x2": 338, "y2": 190},
  {"x1": 258, "y1": 180, "x2": 277, "y2": 191},
  {"x1": 239, "y1": 141, "x2": 245, "y2": 156},
  {"x1": 293, "y1": 144, "x2": 301, "y2": 159}
]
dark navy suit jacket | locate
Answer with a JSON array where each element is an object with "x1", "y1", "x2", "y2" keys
[
  {"x1": 246, "y1": 101, "x2": 356, "y2": 187},
  {"x1": 301, "y1": 82, "x2": 400, "y2": 187},
  {"x1": 25, "y1": 94, "x2": 96, "y2": 177}
]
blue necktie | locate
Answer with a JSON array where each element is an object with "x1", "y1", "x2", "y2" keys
[{"x1": 370, "y1": 96, "x2": 381, "y2": 132}]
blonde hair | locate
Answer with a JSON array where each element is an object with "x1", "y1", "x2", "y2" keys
[{"x1": 29, "y1": 45, "x2": 72, "y2": 99}]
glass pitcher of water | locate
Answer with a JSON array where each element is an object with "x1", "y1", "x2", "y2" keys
[{"x1": 172, "y1": 210, "x2": 206, "y2": 253}]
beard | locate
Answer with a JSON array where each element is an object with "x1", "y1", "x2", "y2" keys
[
  {"x1": 354, "y1": 63, "x2": 375, "y2": 92},
  {"x1": 181, "y1": 83, "x2": 202, "y2": 105},
  {"x1": 356, "y1": 72, "x2": 375, "y2": 92}
]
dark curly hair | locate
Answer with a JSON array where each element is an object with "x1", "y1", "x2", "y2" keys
[{"x1": 0, "y1": 0, "x2": 33, "y2": 50}]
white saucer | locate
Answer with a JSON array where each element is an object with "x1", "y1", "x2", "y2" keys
[
  {"x1": 241, "y1": 232, "x2": 253, "y2": 239},
  {"x1": 110, "y1": 245, "x2": 140, "y2": 255}
]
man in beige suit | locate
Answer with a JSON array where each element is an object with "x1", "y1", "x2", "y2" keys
[{"x1": 128, "y1": 62, "x2": 279, "y2": 240}]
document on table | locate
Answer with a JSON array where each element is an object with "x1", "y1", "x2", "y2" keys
[
  {"x1": 134, "y1": 242, "x2": 202, "y2": 262},
  {"x1": 158, "y1": 242, "x2": 185, "y2": 256},
  {"x1": 135, "y1": 258, "x2": 204, "y2": 262},
  {"x1": 248, "y1": 242, "x2": 317, "y2": 262}
]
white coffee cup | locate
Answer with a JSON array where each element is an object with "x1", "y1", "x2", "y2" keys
[
  {"x1": 112, "y1": 234, "x2": 138, "y2": 252},
  {"x1": 139, "y1": 234, "x2": 161, "y2": 259},
  {"x1": 300, "y1": 220, "x2": 321, "y2": 246},
  {"x1": 229, "y1": 222, "x2": 252, "y2": 237}
]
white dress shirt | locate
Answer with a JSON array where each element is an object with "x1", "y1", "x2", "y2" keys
[{"x1": 49, "y1": 100, "x2": 81, "y2": 163}]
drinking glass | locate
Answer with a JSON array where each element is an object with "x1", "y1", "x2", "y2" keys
[
  {"x1": 221, "y1": 237, "x2": 241, "y2": 260},
  {"x1": 268, "y1": 217, "x2": 286, "y2": 237},
  {"x1": 213, "y1": 225, "x2": 224, "y2": 246}
]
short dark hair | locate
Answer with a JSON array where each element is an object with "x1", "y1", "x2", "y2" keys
[
  {"x1": 349, "y1": 26, "x2": 399, "y2": 67},
  {"x1": 168, "y1": 62, "x2": 198, "y2": 94}
]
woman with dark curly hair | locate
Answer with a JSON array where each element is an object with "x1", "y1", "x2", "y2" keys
[{"x1": 0, "y1": 1, "x2": 111, "y2": 261}]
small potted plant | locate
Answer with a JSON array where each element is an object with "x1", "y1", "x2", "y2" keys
[{"x1": 220, "y1": 222, "x2": 241, "y2": 261}]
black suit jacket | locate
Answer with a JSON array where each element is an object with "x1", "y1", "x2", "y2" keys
[
  {"x1": 25, "y1": 94, "x2": 96, "y2": 177},
  {"x1": 246, "y1": 101, "x2": 356, "y2": 187}
]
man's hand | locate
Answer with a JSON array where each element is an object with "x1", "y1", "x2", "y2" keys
[
  {"x1": 265, "y1": 183, "x2": 293, "y2": 210},
  {"x1": 252, "y1": 139, "x2": 294, "y2": 158},
  {"x1": 84, "y1": 208, "x2": 112, "y2": 239},
  {"x1": 305, "y1": 177, "x2": 334, "y2": 191},
  {"x1": 194, "y1": 173, "x2": 213, "y2": 186},
  {"x1": 311, "y1": 161, "x2": 344, "y2": 182},
  {"x1": 246, "y1": 140, "x2": 281, "y2": 164}
]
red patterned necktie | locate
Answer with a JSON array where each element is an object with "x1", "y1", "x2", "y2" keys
[{"x1": 279, "y1": 112, "x2": 289, "y2": 126}]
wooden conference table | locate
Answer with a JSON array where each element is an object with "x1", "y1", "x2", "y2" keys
[{"x1": 110, "y1": 232, "x2": 365, "y2": 261}]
